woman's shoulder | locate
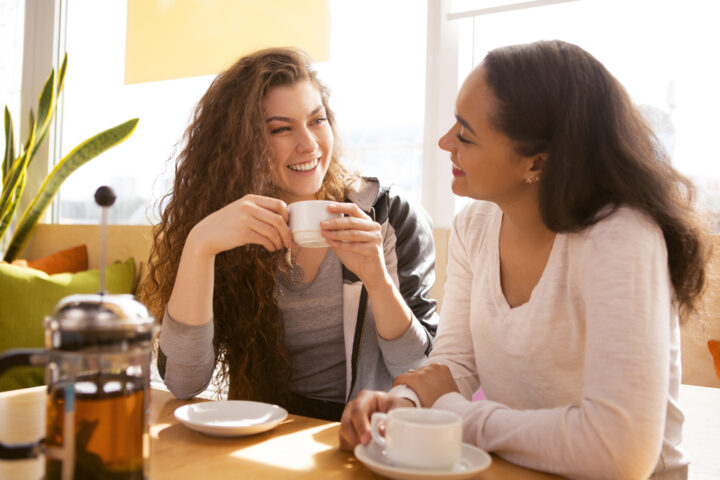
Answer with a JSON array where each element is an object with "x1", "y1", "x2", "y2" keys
[
  {"x1": 586, "y1": 205, "x2": 663, "y2": 239},
  {"x1": 348, "y1": 177, "x2": 433, "y2": 226},
  {"x1": 451, "y1": 200, "x2": 501, "y2": 246},
  {"x1": 455, "y1": 200, "x2": 500, "y2": 228},
  {"x1": 574, "y1": 205, "x2": 666, "y2": 256},
  {"x1": 345, "y1": 177, "x2": 380, "y2": 211}
]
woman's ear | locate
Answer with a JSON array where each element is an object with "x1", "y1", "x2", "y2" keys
[
  {"x1": 530, "y1": 153, "x2": 548, "y2": 173},
  {"x1": 523, "y1": 153, "x2": 548, "y2": 184}
]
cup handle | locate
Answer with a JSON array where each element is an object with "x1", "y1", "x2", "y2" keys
[
  {"x1": 370, "y1": 412, "x2": 387, "y2": 447},
  {"x1": 0, "y1": 441, "x2": 41, "y2": 459},
  {"x1": 0, "y1": 348, "x2": 45, "y2": 375}
]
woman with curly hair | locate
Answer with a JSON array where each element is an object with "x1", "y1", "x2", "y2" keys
[
  {"x1": 142, "y1": 48, "x2": 438, "y2": 421},
  {"x1": 340, "y1": 40, "x2": 710, "y2": 478}
]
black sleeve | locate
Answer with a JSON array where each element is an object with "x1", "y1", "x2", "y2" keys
[{"x1": 385, "y1": 186, "x2": 439, "y2": 351}]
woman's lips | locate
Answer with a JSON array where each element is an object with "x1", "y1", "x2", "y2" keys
[
  {"x1": 452, "y1": 165, "x2": 466, "y2": 177},
  {"x1": 288, "y1": 157, "x2": 320, "y2": 174}
]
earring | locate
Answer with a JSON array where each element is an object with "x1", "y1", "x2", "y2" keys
[{"x1": 524, "y1": 175, "x2": 540, "y2": 185}]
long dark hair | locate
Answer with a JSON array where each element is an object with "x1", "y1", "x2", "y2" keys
[
  {"x1": 482, "y1": 40, "x2": 709, "y2": 318},
  {"x1": 142, "y1": 48, "x2": 356, "y2": 404}
]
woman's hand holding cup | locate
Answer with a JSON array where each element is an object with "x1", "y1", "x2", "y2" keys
[
  {"x1": 188, "y1": 194, "x2": 292, "y2": 256},
  {"x1": 339, "y1": 390, "x2": 414, "y2": 451},
  {"x1": 370, "y1": 408, "x2": 463, "y2": 469},
  {"x1": 320, "y1": 202, "x2": 388, "y2": 288}
]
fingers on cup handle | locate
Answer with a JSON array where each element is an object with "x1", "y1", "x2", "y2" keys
[
  {"x1": 280, "y1": 226, "x2": 293, "y2": 249},
  {"x1": 256, "y1": 204, "x2": 292, "y2": 249},
  {"x1": 369, "y1": 412, "x2": 387, "y2": 447},
  {"x1": 252, "y1": 194, "x2": 288, "y2": 217},
  {"x1": 328, "y1": 201, "x2": 367, "y2": 219},
  {"x1": 352, "y1": 410, "x2": 372, "y2": 446}
]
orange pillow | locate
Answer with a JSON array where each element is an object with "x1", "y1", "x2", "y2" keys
[
  {"x1": 11, "y1": 245, "x2": 88, "y2": 274},
  {"x1": 709, "y1": 340, "x2": 720, "y2": 383}
]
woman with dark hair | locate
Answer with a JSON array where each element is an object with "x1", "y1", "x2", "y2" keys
[
  {"x1": 340, "y1": 40, "x2": 709, "y2": 478},
  {"x1": 142, "y1": 48, "x2": 438, "y2": 421}
]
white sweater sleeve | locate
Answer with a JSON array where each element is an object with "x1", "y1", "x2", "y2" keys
[
  {"x1": 425, "y1": 206, "x2": 481, "y2": 398},
  {"x1": 432, "y1": 208, "x2": 672, "y2": 480}
]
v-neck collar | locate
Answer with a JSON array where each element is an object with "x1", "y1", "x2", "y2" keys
[{"x1": 489, "y1": 210, "x2": 560, "y2": 313}]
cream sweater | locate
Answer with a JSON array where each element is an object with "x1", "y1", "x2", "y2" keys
[{"x1": 400, "y1": 201, "x2": 688, "y2": 479}]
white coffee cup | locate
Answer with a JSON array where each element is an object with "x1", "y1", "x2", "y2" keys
[
  {"x1": 288, "y1": 200, "x2": 341, "y2": 248},
  {"x1": 370, "y1": 408, "x2": 463, "y2": 469}
]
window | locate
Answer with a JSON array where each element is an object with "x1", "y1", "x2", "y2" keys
[
  {"x1": 53, "y1": 0, "x2": 427, "y2": 224},
  {"x1": 57, "y1": 0, "x2": 212, "y2": 224},
  {"x1": 17, "y1": 1, "x2": 718, "y2": 229},
  {"x1": 447, "y1": 0, "x2": 720, "y2": 218}
]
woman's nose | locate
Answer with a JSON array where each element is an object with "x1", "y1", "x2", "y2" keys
[
  {"x1": 296, "y1": 126, "x2": 318, "y2": 152},
  {"x1": 438, "y1": 124, "x2": 457, "y2": 152}
]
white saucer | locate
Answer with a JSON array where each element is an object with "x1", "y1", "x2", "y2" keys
[
  {"x1": 354, "y1": 441, "x2": 491, "y2": 480},
  {"x1": 174, "y1": 400, "x2": 288, "y2": 437}
]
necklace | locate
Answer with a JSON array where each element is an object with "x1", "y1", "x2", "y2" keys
[{"x1": 283, "y1": 246, "x2": 305, "y2": 286}]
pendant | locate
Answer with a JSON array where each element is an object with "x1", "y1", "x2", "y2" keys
[
  {"x1": 285, "y1": 262, "x2": 305, "y2": 286},
  {"x1": 283, "y1": 247, "x2": 305, "y2": 286}
]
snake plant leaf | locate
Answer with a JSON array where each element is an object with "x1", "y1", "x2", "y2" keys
[
  {"x1": 3, "y1": 107, "x2": 14, "y2": 181},
  {"x1": 27, "y1": 68, "x2": 57, "y2": 166},
  {"x1": 0, "y1": 118, "x2": 36, "y2": 224},
  {"x1": 3, "y1": 118, "x2": 139, "y2": 261},
  {"x1": 3, "y1": 54, "x2": 66, "y2": 199},
  {"x1": 23, "y1": 108, "x2": 35, "y2": 155},
  {"x1": 57, "y1": 54, "x2": 68, "y2": 100},
  {"x1": 26, "y1": 53, "x2": 66, "y2": 165},
  {"x1": 0, "y1": 169, "x2": 26, "y2": 241},
  {"x1": 22, "y1": 55, "x2": 66, "y2": 166}
]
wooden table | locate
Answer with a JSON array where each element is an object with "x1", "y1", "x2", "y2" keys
[{"x1": 2, "y1": 385, "x2": 718, "y2": 479}]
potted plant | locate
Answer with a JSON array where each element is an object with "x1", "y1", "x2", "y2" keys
[{"x1": 1, "y1": 53, "x2": 138, "y2": 261}]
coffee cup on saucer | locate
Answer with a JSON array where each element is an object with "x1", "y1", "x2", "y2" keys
[
  {"x1": 370, "y1": 408, "x2": 462, "y2": 470},
  {"x1": 288, "y1": 200, "x2": 341, "y2": 248}
]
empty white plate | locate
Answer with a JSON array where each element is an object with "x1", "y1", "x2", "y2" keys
[{"x1": 174, "y1": 400, "x2": 288, "y2": 437}]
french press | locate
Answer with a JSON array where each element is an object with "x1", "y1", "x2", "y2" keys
[{"x1": 0, "y1": 186, "x2": 157, "y2": 480}]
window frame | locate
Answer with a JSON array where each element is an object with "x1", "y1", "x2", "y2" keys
[{"x1": 18, "y1": 0, "x2": 64, "y2": 223}]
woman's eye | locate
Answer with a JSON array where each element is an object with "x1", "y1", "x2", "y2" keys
[
  {"x1": 270, "y1": 126, "x2": 290, "y2": 134},
  {"x1": 311, "y1": 117, "x2": 327, "y2": 126},
  {"x1": 456, "y1": 133, "x2": 472, "y2": 144}
]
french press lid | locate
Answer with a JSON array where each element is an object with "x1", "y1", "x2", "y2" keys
[{"x1": 46, "y1": 293, "x2": 155, "y2": 351}]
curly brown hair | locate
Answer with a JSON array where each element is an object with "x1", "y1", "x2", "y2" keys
[
  {"x1": 141, "y1": 48, "x2": 357, "y2": 405},
  {"x1": 482, "y1": 40, "x2": 711, "y2": 319}
]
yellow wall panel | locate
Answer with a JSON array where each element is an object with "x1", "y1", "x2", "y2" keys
[{"x1": 125, "y1": 0, "x2": 330, "y2": 84}]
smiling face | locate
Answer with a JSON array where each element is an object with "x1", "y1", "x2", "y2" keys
[
  {"x1": 264, "y1": 80, "x2": 334, "y2": 203},
  {"x1": 438, "y1": 66, "x2": 538, "y2": 203}
]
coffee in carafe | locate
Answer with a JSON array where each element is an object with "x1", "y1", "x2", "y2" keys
[{"x1": 44, "y1": 371, "x2": 146, "y2": 478}]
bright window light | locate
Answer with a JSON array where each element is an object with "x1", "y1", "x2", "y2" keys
[
  {"x1": 55, "y1": 0, "x2": 427, "y2": 225},
  {"x1": 453, "y1": 0, "x2": 720, "y2": 217}
]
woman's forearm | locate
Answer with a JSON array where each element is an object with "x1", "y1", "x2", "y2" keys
[
  {"x1": 365, "y1": 274, "x2": 413, "y2": 340},
  {"x1": 167, "y1": 229, "x2": 216, "y2": 326}
]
